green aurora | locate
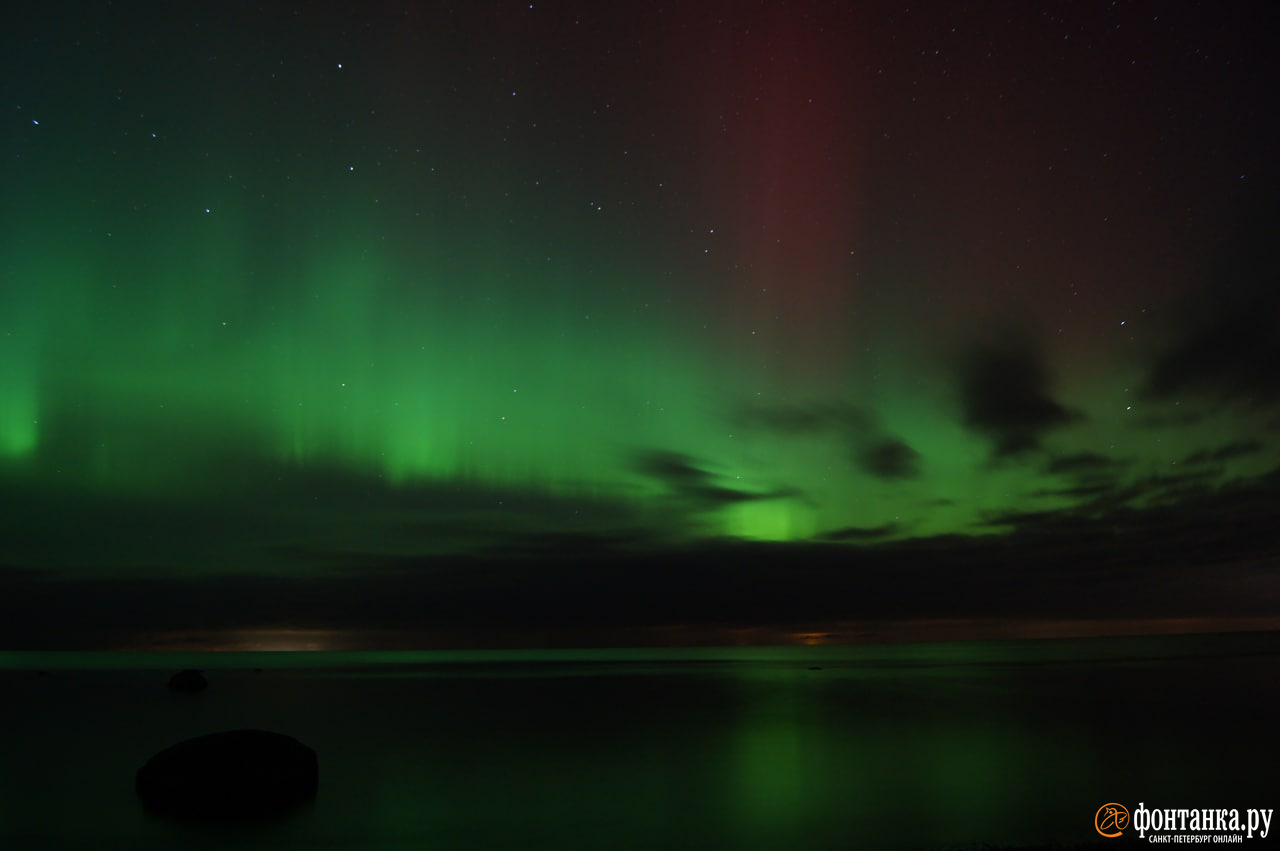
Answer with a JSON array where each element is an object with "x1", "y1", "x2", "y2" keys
[
  {"x1": 4, "y1": 187, "x2": 1270, "y2": 554},
  {"x1": 1, "y1": 2, "x2": 1277, "y2": 644}
]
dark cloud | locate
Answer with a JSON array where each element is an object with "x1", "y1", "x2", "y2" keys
[
  {"x1": 1138, "y1": 409, "x2": 1206, "y2": 429},
  {"x1": 959, "y1": 337, "x2": 1077, "y2": 456},
  {"x1": 981, "y1": 467, "x2": 1280, "y2": 573},
  {"x1": 735, "y1": 401, "x2": 922, "y2": 480},
  {"x1": 820, "y1": 523, "x2": 901, "y2": 541},
  {"x1": 1181, "y1": 440, "x2": 1264, "y2": 466},
  {"x1": 1145, "y1": 305, "x2": 1280, "y2": 406},
  {"x1": 4, "y1": 466, "x2": 1277, "y2": 649},
  {"x1": 1144, "y1": 200, "x2": 1280, "y2": 407},
  {"x1": 1046, "y1": 452, "x2": 1121, "y2": 475},
  {"x1": 476, "y1": 529, "x2": 655, "y2": 559},
  {"x1": 0, "y1": 452, "x2": 644, "y2": 574},
  {"x1": 1002, "y1": 465, "x2": 1257, "y2": 523},
  {"x1": 632, "y1": 450, "x2": 789, "y2": 509},
  {"x1": 856, "y1": 439, "x2": 921, "y2": 480},
  {"x1": 735, "y1": 401, "x2": 873, "y2": 435},
  {"x1": 634, "y1": 451, "x2": 709, "y2": 487},
  {"x1": 1106, "y1": 469, "x2": 1228, "y2": 508},
  {"x1": 1029, "y1": 483, "x2": 1115, "y2": 499}
]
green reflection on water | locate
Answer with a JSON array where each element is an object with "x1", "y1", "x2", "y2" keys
[
  {"x1": 2, "y1": 635, "x2": 1278, "y2": 849},
  {"x1": 716, "y1": 655, "x2": 1092, "y2": 849}
]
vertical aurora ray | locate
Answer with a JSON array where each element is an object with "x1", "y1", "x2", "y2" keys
[
  {"x1": 0, "y1": 358, "x2": 37, "y2": 458},
  {"x1": 242, "y1": 235, "x2": 741, "y2": 494},
  {"x1": 0, "y1": 269, "x2": 38, "y2": 460},
  {"x1": 673, "y1": 5, "x2": 871, "y2": 393},
  {"x1": 0, "y1": 216, "x2": 100, "y2": 462}
]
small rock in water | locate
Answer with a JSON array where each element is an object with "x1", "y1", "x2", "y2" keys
[{"x1": 167, "y1": 669, "x2": 208, "y2": 692}]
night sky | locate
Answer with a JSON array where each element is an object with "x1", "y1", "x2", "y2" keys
[{"x1": 2, "y1": 1, "x2": 1277, "y2": 649}]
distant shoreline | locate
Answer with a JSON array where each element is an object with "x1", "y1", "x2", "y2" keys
[{"x1": 3, "y1": 628, "x2": 1278, "y2": 672}]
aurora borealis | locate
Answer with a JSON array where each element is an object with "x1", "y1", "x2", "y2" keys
[{"x1": 2, "y1": 1, "x2": 1277, "y2": 647}]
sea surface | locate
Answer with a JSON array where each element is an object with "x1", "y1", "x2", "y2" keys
[{"x1": 1, "y1": 633, "x2": 1277, "y2": 849}]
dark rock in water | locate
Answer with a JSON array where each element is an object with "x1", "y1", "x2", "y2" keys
[
  {"x1": 136, "y1": 729, "x2": 318, "y2": 819},
  {"x1": 167, "y1": 669, "x2": 208, "y2": 692}
]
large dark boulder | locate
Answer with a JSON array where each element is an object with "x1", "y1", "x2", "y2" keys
[
  {"x1": 167, "y1": 669, "x2": 208, "y2": 692},
  {"x1": 136, "y1": 730, "x2": 318, "y2": 819}
]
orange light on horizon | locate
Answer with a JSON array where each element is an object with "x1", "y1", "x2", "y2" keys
[{"x1": 126, "y1": 628, "x2": 350, "y2": 652}]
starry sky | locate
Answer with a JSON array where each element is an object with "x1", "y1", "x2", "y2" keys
[{"x1": 2, "y1": 1, "x2": 1278, "y2": 648}]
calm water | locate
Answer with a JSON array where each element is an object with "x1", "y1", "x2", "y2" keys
[{"x1": 1, "y1": 634, "x2": 1277, "y2": 849}]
